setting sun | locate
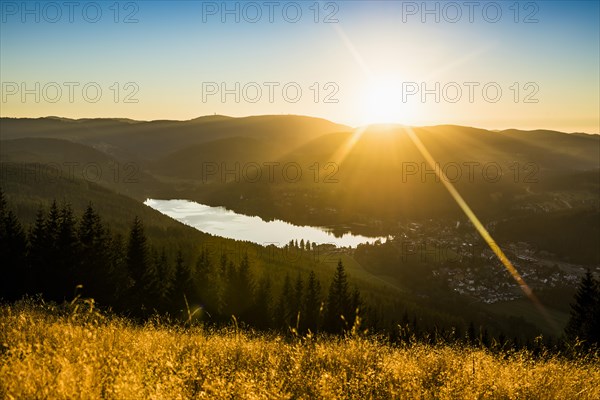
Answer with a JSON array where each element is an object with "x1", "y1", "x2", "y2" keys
[{"x1": 361, "y1": 78, "x2": 418, "y2": 125}]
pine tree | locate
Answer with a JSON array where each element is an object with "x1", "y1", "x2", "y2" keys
[
  {"x1": 44, "y1": 201, "x2": 62, "y2": 300},
  {"x1": 237, "y1": 254, "x2": 254, "y2": 322},
  {"x1": 252, "y1": 275, "x2": 273, "y2": 329},
  {"x1": 324, "y1": 260, "x2": 351, "y2": 333},
  {"x1": 172, "y1": 250, "x2": 191, "y2": 315},
  {"x1": 27, "y1": 202, "x2": 64, "y2": 301},
  {"x1": 77, "y1": 203, "x2": 112, "y2": 303},
  {"x1": 139, "y1": 247, "x2": 159, "y2": 311},
  {"x1": 126, "y1": 216, "x2": 151, "y2": 312},
  {"x1": 222, "y1": 259, "x2": 238, "y2": 318},
  {"x1": 109, "y1": 233, "x2": 129, "y2": 308},
  {"x1": 275, "y1": 274, "x2": 292, "y2": 329},
  {"x1": 238, "y1": 255, "x2": 253, "y2": 297},
  {"x1": 45, "y1": 202, "x2": 60, "y2": 237},
  {"x1": 127, "y1": 216, "x2": 149, "y2": 285},
  {"x1": 290, "y1": 273, "x2": 304, "y2": 329},
  {"x1": 303, "y1": 270, "x2": 322, "y2": 333},
  {"x1": 221, "y1": 255, "x2": 255, "y2": 321},
  {"x1": 566, "y1": 270, "x2": 600, "y2": 346},
  {"x1": 56, "y1": 203, "x2": 78, "y2": 300},
  {"x1": 153, "y1": 248, "x2": 174, "y2": 308},
  {"x1": 28, "y1": 207, "x2": 48, "y2": 295},
  {"x1": 196, "y1": 248, "x2": 220, "y2": 317},
  {"x1": 0, "y1": 190, "x2": 27, "y2": 301}
]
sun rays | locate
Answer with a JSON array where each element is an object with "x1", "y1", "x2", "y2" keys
[{"x1": 330, "y1": 24, "x2": 560, "y2": 332}]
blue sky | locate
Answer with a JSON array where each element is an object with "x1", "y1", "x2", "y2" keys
[{"x1": 1, "y1": 0, "x2": 598, "y2": 132}]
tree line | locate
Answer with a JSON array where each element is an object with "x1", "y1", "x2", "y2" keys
[
  {"x1": 1, "y1": 188, "x2": 598, "y2": 348},
  {"x1": 0, "y1": 189, "x2": 366, "y2": 334}
]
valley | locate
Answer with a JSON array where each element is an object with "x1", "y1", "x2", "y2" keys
[{"x1": 2, "y1": 115, "x2": 598, "y2": 340}]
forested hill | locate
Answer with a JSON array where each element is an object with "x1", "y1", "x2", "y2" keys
[{"x1": 1, "y1": 115, "x2": 599, "y2": 344}]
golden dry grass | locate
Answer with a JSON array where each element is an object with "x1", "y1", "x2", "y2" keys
[{"x1": 1, "y1": 302, "x2": 598, "y2": 400}]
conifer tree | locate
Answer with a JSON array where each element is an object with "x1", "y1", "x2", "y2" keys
[
  {"x1": 0, "y1": 189, "x2": 27, "y2": 301},
  {"x1": 304, "y1": 270, "x2": 322, "y2": 333},
  {"x1": 173, "y1": 250, "x2": 192, "y2": 307},
  {"x1": 275, "y1": 274, "x2": 292, "y2": 329},
  {"x1": 223, "y1": 259, "x2": 239, "y2": 318},
  {"x1": 153, "y1": 248, "x2": 174, "y2": 306},
  {"x1": 238, "y1": 255, "x2": 253, "y2": 298},
  {"x1": 28, "y1": 207, "x2": 48, "y2": 295},
  {"x1": 127, "y1": 216, "x2": 149, "y2": 286},
  {"x1": 196, "y1": 248, "x2": 221, "y2": 317},
  {"x1": 77, "y1": 203, "x2": 112, "y2": 303},
  {"x1": 57, "y1": 203, "x2": 78, "y2": 298},
  {"x1": 44, "y1": 201, "x2": 62, "y2": 300},
  {"x1": 237, "y1": 254, "x2": 254, "y2": 321},
  {"x1": 109, "y1": 232, "x2": 129, "y2": 308},
  {"x1": 324, "y1": 260, "x2": 351, "y2": 333},
  {"x1": 290, "y1": 273, "x2": 304, "y2": 329},
  {"x1": 252, "y1": 275, "x2": 273, "y2": 329},
  {"x1": 566, "y1": 270, "x2": 600, "y2": 346},
  {"x1": 126, "y1": 216, "x2": 151, "y2": 311}
]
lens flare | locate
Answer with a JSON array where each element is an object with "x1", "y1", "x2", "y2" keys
[
  {"x1": 331, "y1": 24, "x2": 560, "y2": 333},
  {"x1": 402, "y1": 126, "x2": 559, "y2": 332}
]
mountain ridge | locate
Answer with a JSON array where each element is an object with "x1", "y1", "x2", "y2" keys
[{"x1": 2, "y1": 115, "x2": 598, "y2": 136}]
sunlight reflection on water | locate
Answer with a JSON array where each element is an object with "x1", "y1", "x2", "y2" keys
[{"x1": 145, "y1": 199, "x2": 386, "y2": 248}]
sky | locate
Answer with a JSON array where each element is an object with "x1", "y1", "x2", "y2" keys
[{"x1": 1, "y1": 0, "x2": 599, "y2": 133}]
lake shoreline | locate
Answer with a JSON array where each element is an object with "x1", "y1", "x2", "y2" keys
[{"x1": 145, "y1": 198, "x2": 387, "y2": 248}]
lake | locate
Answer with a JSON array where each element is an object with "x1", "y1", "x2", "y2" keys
[{"x1": 144, "y1": 199, "x2": 386, "y2": 248}]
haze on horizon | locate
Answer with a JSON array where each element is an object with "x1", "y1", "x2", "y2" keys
[{"x1": 1, "y1": 1, "x2": 599, "y2": 133}]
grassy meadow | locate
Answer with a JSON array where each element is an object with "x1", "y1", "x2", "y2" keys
[{"x1": 1, "y1": 301, "x2": 598, "y2": 400}]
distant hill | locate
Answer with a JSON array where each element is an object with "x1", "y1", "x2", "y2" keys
[
  {"x1": 0, "y1": 161, "x2": 193, "y2": 235},
  {"x1": 153, "y1": 136, "x2": 277, "y2": 180},
  {"x1": 2, "y1": 115, "x2": 598, "y2": 262},
  {"x1": 0, "y1": 115, "x2": 350, "y2": 160},
  {"x1": 153, "y1": 123, "x2": 598, "y2": 222},
  {"x1": 0, "y1": 137, "x2": 162, "y2": 200}
]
